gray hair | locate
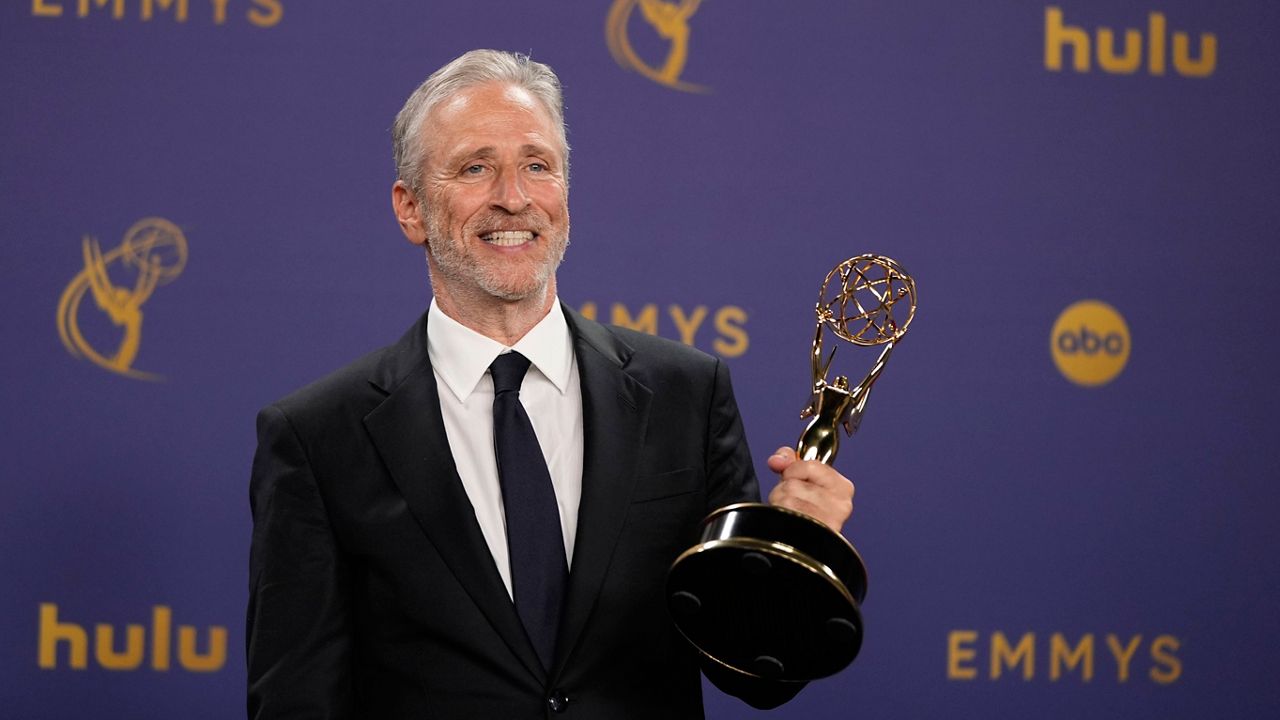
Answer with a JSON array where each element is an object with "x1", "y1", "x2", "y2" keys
[{"x1": 392, "y1": 49, "x2": 568, "y2": 192}]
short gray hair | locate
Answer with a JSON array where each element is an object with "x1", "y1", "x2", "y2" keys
[{"x1": 392, "y1": 49, "x2": 568, "y2": 192}]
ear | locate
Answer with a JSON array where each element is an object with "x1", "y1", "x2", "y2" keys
[{"x1": 392, "y1": 180, "x2": 427, "y2": 247}]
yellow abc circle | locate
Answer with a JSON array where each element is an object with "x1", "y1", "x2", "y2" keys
[{"x1": 1050, "y1": 300, "x2": 1130, "y2": 387}]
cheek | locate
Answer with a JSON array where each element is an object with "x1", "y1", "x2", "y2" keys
[
  {"x1": 447, "y1": 199, "x2": 485, "y2": 233},
  {"x1": 532, "y1": 185, "x2": 568, "y2": 217},
  {"x1": 432, "y1": 185, "x2": 475, "y2": 222}
]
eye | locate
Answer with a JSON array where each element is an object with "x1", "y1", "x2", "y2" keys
[
  {"x1": 464, "y1": 164, "x2": 486, "y2": 175},
  {"x1": 527, "y1": 162, "x2": 546, "y2": 173}
]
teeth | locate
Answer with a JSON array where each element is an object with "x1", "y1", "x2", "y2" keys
[{"x1": 481, "y1": 231, "x2": 534, "y2": 246}]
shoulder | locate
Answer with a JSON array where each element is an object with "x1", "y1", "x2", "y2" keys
[
  {"x1": 609, "y1": 323, "x2": 718, "y2": 370},
  {"x1": 269, "y1": 347, "x2": 387, "y2": 418},
  {"x1": 567, "y1": 307, "x2": 721, "y2": 377},
  {"x1": 260, "y1": 314, "x2": 428, "y2": 432},
  {"x1": 567, "y1": 310, "x2": 733, "y2": 410}
]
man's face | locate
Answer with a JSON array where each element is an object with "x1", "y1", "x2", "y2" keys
[{"x1": 400, "y1": 82, "x2": 570, "y2": 305}]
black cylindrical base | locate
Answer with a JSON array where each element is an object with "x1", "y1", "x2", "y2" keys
[{"x1": 666, "y1": 503, "x2": 867, "y2": 681}]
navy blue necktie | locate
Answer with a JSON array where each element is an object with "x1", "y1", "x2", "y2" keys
[{"x1": 489, "y1": 351, "x2": 568, "y2": 669}]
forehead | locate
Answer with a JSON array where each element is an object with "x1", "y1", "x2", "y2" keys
[{"x1": 423, "y1": 82, "x2": 561, "y2": 160}]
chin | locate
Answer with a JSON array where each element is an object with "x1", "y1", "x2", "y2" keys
[
  {"x1": 477, "y1": 260, "x2": 558, "y2": 302},
  {"x1": 480, "y1": 274, "x2": 551, "y2": 303}
]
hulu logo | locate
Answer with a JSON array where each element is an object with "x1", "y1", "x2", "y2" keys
[
  {"x1": 37, "y1": 603, "x2": 226, "y2": 672},
  {"x1": 1045, "y1": 6, "x2": 1216, "y2": 77}
]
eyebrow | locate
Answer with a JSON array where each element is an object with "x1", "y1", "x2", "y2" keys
[
  {"x1": 467, "y1": 146, "x2": 497, "y2": 159},
  {"x1": 519, "y1": 143, "x2": 554, "y2": 157},
  {"x1": 452, "y1": 144, "x2": 557, "y2": 165}
]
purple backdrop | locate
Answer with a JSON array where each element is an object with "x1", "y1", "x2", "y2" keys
[{"x1": 3, "y1": 1, "x2": 1279, "y2": 717}]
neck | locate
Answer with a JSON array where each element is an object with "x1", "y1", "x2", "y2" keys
[{"x1": 431, "y1": 280, "x2": 557, "y2": 347}]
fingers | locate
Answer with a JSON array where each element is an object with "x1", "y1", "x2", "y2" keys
[{"x1": 765, "y1": 448, "x2": 855, "y2": 533}]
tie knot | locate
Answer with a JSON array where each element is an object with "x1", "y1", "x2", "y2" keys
[{"x1": 489, "y1": 351, "x2": 531, "y2": 395}]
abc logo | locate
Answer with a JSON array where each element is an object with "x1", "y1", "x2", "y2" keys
[{"x1": 1050, "y1": 300, "x2": 1130, "y2": 386}]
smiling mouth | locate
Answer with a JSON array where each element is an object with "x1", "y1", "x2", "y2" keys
[{"x1": 480, "y1": 230, "x2": 535, "y2": 246}]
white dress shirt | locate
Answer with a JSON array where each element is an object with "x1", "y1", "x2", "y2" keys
[{"x1": 427, "y1": 298, "x2": 584, "y2": 599}]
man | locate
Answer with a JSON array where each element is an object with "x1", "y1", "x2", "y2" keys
[{"x1": 248, "y1": 49, "x2": 854, "y2": 719}]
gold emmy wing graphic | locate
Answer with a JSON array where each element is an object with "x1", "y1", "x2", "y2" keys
[
  {"x1": 667, "y1": 255, "x2": 917, "y2": 682},
  {"x1": 56, "y1": 217, "x2": 188, "y2": 381},
  {"x1": 606, "y1": 0, "x2": 708, "y2": 92}
]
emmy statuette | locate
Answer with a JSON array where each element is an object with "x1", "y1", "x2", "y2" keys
[{"x1": 666, "y1": 255, "x2": 917, "y2": 682}]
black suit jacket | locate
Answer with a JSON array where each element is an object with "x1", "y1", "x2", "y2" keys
[{"x1": 248, "y1": 307, "x2": 796, "y2": 718}]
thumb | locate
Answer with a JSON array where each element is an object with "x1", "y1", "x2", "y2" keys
[{"x1": 767, "y1": 446, "x2": 796, "y2": 473}]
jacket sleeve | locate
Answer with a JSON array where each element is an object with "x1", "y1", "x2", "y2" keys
[
  {"x1": 247, "y1": 404, "x2": 354, "y2": 719},
  {"x1": 698, "y1": 358, "x2": 807, "y2": 708}
]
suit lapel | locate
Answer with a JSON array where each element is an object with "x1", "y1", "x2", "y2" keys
[
  {"x1": 362, "y1": 314, "x2": 546, "y2": 683},
  {"x1": 554, "y1": 309, "x2": 653, "y2": 674}
]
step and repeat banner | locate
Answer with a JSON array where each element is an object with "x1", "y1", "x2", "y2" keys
[{"x1": 3, "y1": 1, "x2": 1278, "y2": 718}]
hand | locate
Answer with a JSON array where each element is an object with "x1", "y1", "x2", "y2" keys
[{"x1": 766, "y1": 446, "x2": 854, "y2": 533}]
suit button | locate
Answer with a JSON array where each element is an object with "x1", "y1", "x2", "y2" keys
[{"x1": 547, "y1": 691, "x2": 569, "y2": 713}]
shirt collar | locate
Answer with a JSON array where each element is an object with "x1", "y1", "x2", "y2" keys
[{"x1": 427, "y1": 297, "x2": 574, "y2": 403}]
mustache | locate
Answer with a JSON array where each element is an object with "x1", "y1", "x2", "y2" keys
[{"x1": 469, "y1": 209, "x2": 551, "y2": 235}]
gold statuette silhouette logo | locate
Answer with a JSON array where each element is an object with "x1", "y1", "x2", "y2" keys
[
  {"x1": 56, "y1": 217, "x2": 188, "y2": 380},
  {"x1": 606, "y1": 0, "x2": 708, "y2": 92}
]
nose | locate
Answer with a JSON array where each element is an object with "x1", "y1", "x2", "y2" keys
[{"x1": 490, "y1": 168, "x2": 531, "y2": 214}]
